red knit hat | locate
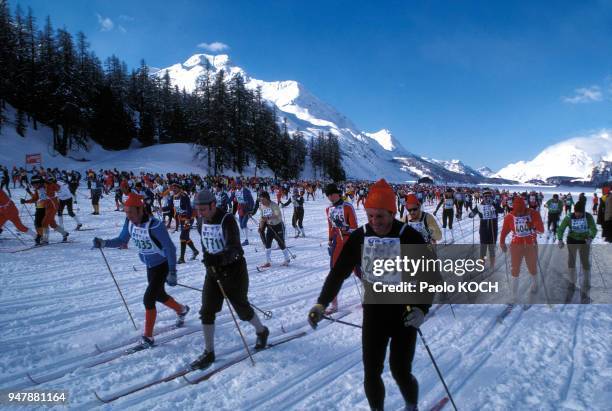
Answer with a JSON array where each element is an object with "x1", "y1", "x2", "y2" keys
[
  {"x1": 405, "y1": 194, "x2": 420, "y2": 208},
  {"x1": 364, "y1": 179, "x2": 397, "y2": 214},
  {"x1": 124, "y1": 193, "x2": 144, "y2": 208}
]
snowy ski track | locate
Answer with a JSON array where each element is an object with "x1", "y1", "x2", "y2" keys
[{"x1": 1, "y1": 188, "x2": 610, "y2": 410}]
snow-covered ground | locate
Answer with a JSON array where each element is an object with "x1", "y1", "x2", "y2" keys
[
  {"x1": 1, "y1": 187, "x2": 610, "y2": 411},
  {"x1": 0, "y1": 108, "x2": 275, "y2": 178}
]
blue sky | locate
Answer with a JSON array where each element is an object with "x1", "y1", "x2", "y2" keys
[{"x1": 13, "y1": 0, "x2": 612, "y2": 170}]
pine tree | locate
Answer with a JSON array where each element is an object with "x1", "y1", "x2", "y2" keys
[{"x1": 16, "y1": 108, "x2": 26, "y2": 137}]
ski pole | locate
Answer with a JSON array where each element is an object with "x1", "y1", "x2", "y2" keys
[
  {"x1": 176, "y1": 282, "x2": 271, "y2": 319},
  {"x1": 472, "y1": 216, "x2": 475, "y2": 245},
  {"x1": 252, "y1": 216, "x2": 296, "y2": 259},
  {"x1": 503, "y1": 246, "x2": 510, "y2": 287},
  {"x1": 177, "y1": 283, "x2": 202, "y2": 292},
  {"x1": 536, "y1": 250, "x2": 552, "y2": 307},
  {"x1": 22, "y1": 203, "x2": 35, "y2": 224},
  {"x1": 251, "y1": 303, "x2": 273, "y2": 320},
  {"x1": 351, "y1": 275, "x2": 363, "y2": 302},
  {"x1": 98, "y1": 248, "x2": 138, "y2": 330},
  {"x1": 322, "y1": 315, "x2": 362, "y2": 329},
  {"x1": 4, "y1": 225, "x2": 27, "y2": 246},
  {"x1": 409, "y1": 309, "x2": 458, "y2": 411},
  {"x1": 215, "y1": 274, "x2": 255, "y2": 366},
  {"x1": 249, "y1": 216, "x2": 267, "y2": 249}
]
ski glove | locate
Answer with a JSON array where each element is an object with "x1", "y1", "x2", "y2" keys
[
  {"x1": 166, "y1": 269, "x2": 177, "y2": 286},
  {"x1": 20, "y1": 198, "x2": 25, "y2": 204},
  {"x1": 308, "y1": 304, "x2": 325, "y2": 329},
  {"x1": 403, "y1": 306, "x2": 425, "y2": 329},
  {"x1": 204, "y1": 251, "x2": 222, "y2": 268},
  {"x1": 558, "y1": 241, "x2": 564, "y2": 249},
  {"x1": 92, "y1": 237, "x2": 106, "y2": 248}
]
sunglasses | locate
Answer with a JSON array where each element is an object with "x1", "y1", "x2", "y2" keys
[{"x1": 407, "y1": 208, "x2": 419, "y2": 213}]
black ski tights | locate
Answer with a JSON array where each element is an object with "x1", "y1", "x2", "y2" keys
[{"x1": 362, "y1": 305, "x2": 418, "y2": 410}]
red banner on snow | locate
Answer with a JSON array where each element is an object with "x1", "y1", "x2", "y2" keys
[{"x1": 25, "y1": 153, "x2": 42, "y2": 166}]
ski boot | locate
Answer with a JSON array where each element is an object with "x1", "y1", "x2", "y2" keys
[
  {"x1": 76, "y1": 223, "x2": 83, "y2": 231},
  {"x1": 190, "y1": 350, "x2": 215, "y2": 370},
  {"x1": 177, "y1": 257, "x2": 185, "y2": 264},
  {"x1": 132, "y1": 336, "x2": 155, "y2": 351},
  {"x1": 176, "y1": 305, "x2": 190, "y2": 327},
  {"x1": 191, "y1": 250, "x2": 200, "y2": 261},
  {"x1": 62, "y1": 232, "x2": 70, "y2": 242},
  {"x1": 241, "y1": 239, "x2": 249, "y2": 246},
  {"x1": 255, "y1": 326, "x2": 269, "y2": 350},
  {"x1": 281, "y1": 259, "x2": 290, "y2": 267}
]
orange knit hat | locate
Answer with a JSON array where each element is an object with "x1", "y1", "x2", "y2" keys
[
  {"x1": 405, "y1": 193, "x2": 420, "y2": 208},
  {"x1": 124, "y1": 193, "x2": 144, "y2": 208},
  {"x1": 364, "y1": 179, "x2": 397, "y2": 214}
]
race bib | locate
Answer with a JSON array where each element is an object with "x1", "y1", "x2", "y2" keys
[
  {"x1": 236, "y1": 191, "x2": 245, "y2": 203},
  {"x1": 173, "y1": 199, "x2": 182, "y2": 211},
  {"x1": 201, "y1": 223, "x2": 225, "y2": 254},
  {"x1": 329, "y1": 206, "x2": 346, "y2": 228},
  {"x1": 130, "y1": 223, "x2": 163, "y2": 256},
  {"x1": 514, "y1": 215, "x2": 532, "y2": 238},
  {"x1": 548, "y1": 202, "x2": 559, "y2": 211},
  {"x1": 482, "y1": 205, "x2": 497, "y2": 220},
  {"x1": 407, "y1": 221, "x2": 430, "y2": 242},
  {"x1": 399, "y1": 198, "x2": 406, "y2": 206},
  {"x1": 570, "y1": 217, "x2": 587, "y2": 234},
  {"x1": 262, "y1": 207, "x2": 273, "y2": 218},
  {"x1": 361, "y1": 237, "x2": 402, "y2": 285},
  {"x1": 444, "y1": 199, "x2": 454, "y2": 209}
]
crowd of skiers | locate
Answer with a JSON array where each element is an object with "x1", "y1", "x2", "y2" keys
[{"x1": 2, "y1": 163, "x2": 611, "y2": 411}]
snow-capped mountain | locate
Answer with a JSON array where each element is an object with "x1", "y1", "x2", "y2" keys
[
  {"x1": 155, "y1": 54, "x2": 497, "y2": 183},
  {"x1": 364, "y1": 129, "x2": 406, "y2": 152},
  {"x1": 422, "y1": 158, "x2": 484, "y2": 178},
  {"x1": 495, "y1": 130, "x2": 612, "y2": 183},
  {"x1": 477, "y1": 166, "x2": 495, "y2": 178}
]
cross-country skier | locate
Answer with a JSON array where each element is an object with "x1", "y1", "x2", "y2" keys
[
  {"x1": 469, "y1": 189, "x2": 504, "y2": 270},
  {"x1": 433, "y1": 189, "x2": 456, "y2": 243},
  {"x1": 544, "y1": 194, "x2": 563, "y2": 240},
  {"x1": 177, "y1": 200, "x2": 199, "y2": 264},
  {"x1": 230, "y1": 180, "x2": 255, "y2": 246},
  {"x1": 557, "y1": 197, "x2": 597, "y2": 303},
  {"x1": 499, "y1": 196, "x2": 544, "y2": 302},
  {"x1": 257, "y1": 191, "x2": 291, "y2": 269},
  {"x1": 189, "y1": 189, "x2": 269, "y2": 369},
  {"x1": 282, "y1": 187, "x2": 305, "y2": 238},
  {"x1": 0, "y1": 188, "x2": 36, "y2": 240},
  {"x1": 325, "y1": 183, "x2": 358, "y2": 314},
  {"x1": 57, "y1": 178, "x2": 82, "y2": 230},
  {"x1": 402, "y1": 194, "x2": 441, "y2": 244},
  {"x1": 92, "y1": 193, "x2": 189, "y2": 350},
  {"x1": 21, "y1": 176, "x2": 69, "y2": 245},
  {"x1": 308, "y1": 179, "x2": 436, "y2": 411}
]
